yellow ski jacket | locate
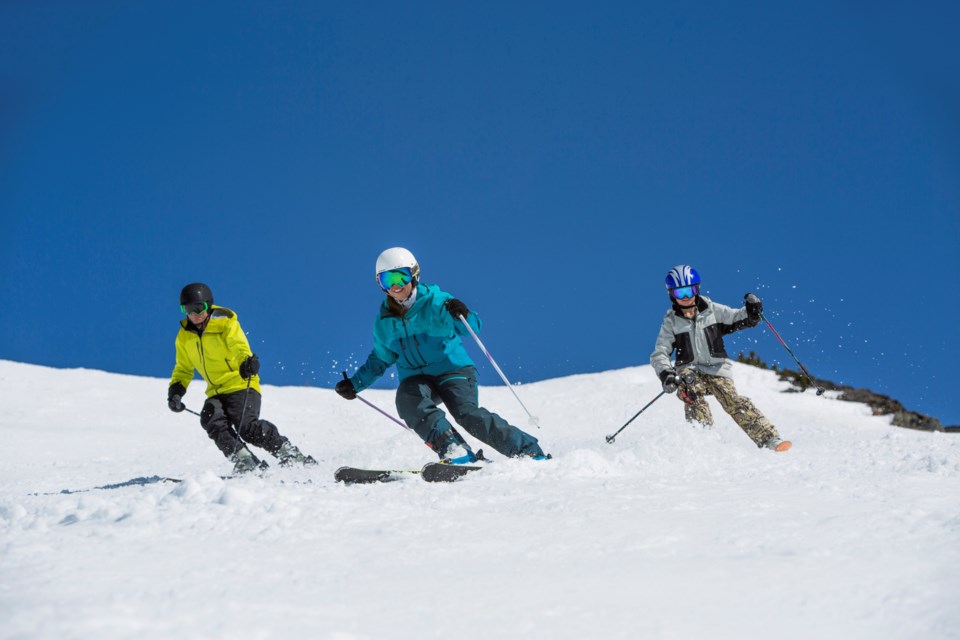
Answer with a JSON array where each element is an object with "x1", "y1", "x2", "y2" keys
[{"x1": 169, "y1": 306, "x2": 261, "y2": 397}]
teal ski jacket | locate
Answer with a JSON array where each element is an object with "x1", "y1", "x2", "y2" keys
[{"x1": 350, "y1": 283, "x2": 481, "y2": 391}]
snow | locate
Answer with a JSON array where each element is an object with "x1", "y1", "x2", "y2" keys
[{"x1": 1, "y1": 359, "x2": 958, "y2": 640}]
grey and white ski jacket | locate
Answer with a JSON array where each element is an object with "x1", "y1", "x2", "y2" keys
[{"x1": 649, "y1": 295, "x2": 758, "y2": 379}]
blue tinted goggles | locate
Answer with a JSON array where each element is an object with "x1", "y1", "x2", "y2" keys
[{"x1": 671, "y1": 285, "x2": 699, "y2": 299}]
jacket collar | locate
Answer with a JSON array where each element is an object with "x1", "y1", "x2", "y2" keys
[
  {"x1": 672, "y1": 295, "x2": 708, "y2": 316},
  {"x1": 382, "y1": 284, "x2": 429, "y2": 318},
  {"x1": 180, "y1": 306, "x2": 233, "y2": 333}
]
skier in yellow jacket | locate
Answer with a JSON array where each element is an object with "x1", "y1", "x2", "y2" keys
[{"x1": 168, "y1": 283, "x2": 315, "y2": 474}]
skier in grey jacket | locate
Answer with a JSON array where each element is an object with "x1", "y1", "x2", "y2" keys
[{"x1": 650, "y1": 265, "x2": 791, "y2": 452}]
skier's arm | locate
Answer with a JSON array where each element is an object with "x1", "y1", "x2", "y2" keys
[
  {"x1": 223, "y1": 316, "x2": 254, "y2": 364},
  {"x1": 434, "y1": 293, "x2": 481, "y2": 336},
  {"x1": 712, "y1": 300, "x2": 758, "y2": 335},
  {"x1": 351, "y1": 344, "x2": 398, "y2": 392},
  {"x1": 170, "y1": 338, "x2": 195, "y2": 391},
  {"x1": 649, "y1": 314, "x2": 676, "y2": 377}
]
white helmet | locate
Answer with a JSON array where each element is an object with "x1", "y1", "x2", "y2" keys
[{"x1": 375, "y1": 247, "x2": 420, "y2": 283}]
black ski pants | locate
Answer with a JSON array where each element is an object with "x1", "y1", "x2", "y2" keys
[{"x1": 200, "y1": 389, "x2": 286, "y2": 458}]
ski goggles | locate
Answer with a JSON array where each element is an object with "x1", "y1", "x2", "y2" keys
[
  {"x1": 181, "y1": 301, "x2": 210, "y2": 315},
  {"x1": 671, "y1": 285, "x2": 699, "y2": 299},
  {"x1": 377, "y1": 268, "x2": 413, "y2": 291}
]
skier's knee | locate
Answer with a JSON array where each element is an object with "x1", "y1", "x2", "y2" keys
[{"x1": 200, "y1": 401, "x2": 223, "y2": 428}]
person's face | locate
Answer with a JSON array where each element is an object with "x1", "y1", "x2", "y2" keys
[
  {"x1": 386, "y1": 281, "x2": 414, "y2": 301},
  {"x1": 187, "y1": 309, "x2": 210, "y2": 325},
  {"x1": 181, "y1": 301, "x2": 211, "y2": 325},
  {"x1": 378, "y1": 268, "x2": 414, "y2": 301}
]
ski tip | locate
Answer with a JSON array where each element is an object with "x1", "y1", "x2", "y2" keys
[
  {"x1": 420, "y1": 461, "x2": 483, "y2": 482},
  {"x1": 333, "y1": 466, "x2": 356, "y2": 483},
  {"x1": 774, "y1": 440, "x2": 793, "y2": 453}
]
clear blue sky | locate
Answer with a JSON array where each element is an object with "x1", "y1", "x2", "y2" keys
[{"x1": 2, "y1": 1, "x2": 958, "y2": 426}]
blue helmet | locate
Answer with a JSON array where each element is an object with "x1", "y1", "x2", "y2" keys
[{"x1": 665, "y1": 265, "x2": 701, "y2": 290}]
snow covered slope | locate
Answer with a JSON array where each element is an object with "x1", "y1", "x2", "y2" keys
[{"x1": 1, "y1": 360, "x2": 957, "y2": 639}]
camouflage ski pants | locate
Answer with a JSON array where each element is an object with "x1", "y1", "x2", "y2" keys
[{"x1": 676, "y1": 369, "x2": 779, "y2": 446}]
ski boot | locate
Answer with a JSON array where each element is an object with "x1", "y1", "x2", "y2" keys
[
  {"x1": 762, "y1": 437, "x2": 792, "y2": 453},
  {"x1": 441, "y1": 443, "x2": 478, "y2": 465},
  {"x1": 276, "y1": 440, "x2": 318, "y2": 467},
  {"x1": 230, "y1": 448, "x2": 268, "y2": 474},
  {"x1": 515, "y1": 448, "x2": 552, "y2": 461},
  {"x1": 434, "y1": 429, "x2": 477, "y2": 465}
]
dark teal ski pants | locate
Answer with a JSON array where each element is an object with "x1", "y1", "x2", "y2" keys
[{"x1": 395, "y1": 366, "x2": 544, "y2": 458}]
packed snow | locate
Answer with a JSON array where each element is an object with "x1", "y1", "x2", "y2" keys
[{"x1": 1, "y1": 359, "x2": 958, "y2": 640}]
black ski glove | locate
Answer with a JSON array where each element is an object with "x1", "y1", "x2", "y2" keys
[
  {"x1": 168, "y1": 382, "x2": 186, "y2": 413},
  {"x1": 239, "y1": 354, "x2": 260, "y2": 379},
  {"x1": 335, "y1": 376, "x2": 357, "y2": 400},
  {"x1": 445, "y1": 298, "x2": 470, "y2": 320},
  {"x1": 659, "y1": 368, "x2": 679, "y2": 394},
  {"x1": 744, "y1": 293, "x2": 763, "y2": 321}
]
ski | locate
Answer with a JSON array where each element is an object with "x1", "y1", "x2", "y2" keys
[
  {"x1": 32, "y1": 472, "x2": 278, "y2": 496},
  {"x1": 64, "y1": 475, "x2": 184, "y2": 494},
  {"x1": 420, "y1": 462, "x2": 484, "y2": 482},
  {"x1": 335, "y1": 462, "x2": 485, "y2": 484},
  {"x1": 334, "y1": 466, "x2": 419, "y2": 484},
  {"x1": 35, "y1": 475, "x2": 193, "y2": 496}
]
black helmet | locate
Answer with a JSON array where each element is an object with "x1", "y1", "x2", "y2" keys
[{"x1": 179, "y1": 282, "x2": 213, "y2": 315}]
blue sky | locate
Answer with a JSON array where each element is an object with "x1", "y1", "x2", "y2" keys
[{"x1": 2, "y1": 1, "x2": 958, "y2": 426}]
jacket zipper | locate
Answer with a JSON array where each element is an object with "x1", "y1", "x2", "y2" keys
[
  {"x1": 399, "y1": 319, "x2": 426, "y2": 369},
  {"x1": 691, "y1": 313, "x2": 704, "y2": 365},
  {"x1": 197, "y1": 335, "x2": 220, "y2": 395},
  {"x1": 411, "y1": 335, "x2": 429, "y2": 368}
]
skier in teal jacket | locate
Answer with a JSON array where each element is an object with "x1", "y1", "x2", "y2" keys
[{"x1": 335, "y1": 247, "x2": 546, "y2": 462}]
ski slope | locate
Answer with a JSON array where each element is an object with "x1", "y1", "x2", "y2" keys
[{"x1": 1, "y1": 359, "x2": 957, "y2": 640}]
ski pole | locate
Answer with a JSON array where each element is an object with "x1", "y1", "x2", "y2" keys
[
  {"x1": 342, "y1": 372, "x2": 411, "y2": 431},
  {"x1": 232, "y1": 377, "x2": 255, "y2": 457},
  {"x1": 182, "y1": 396, "x2": 257, "y2": 459},
  {"x1": 605, "y1": 391, "x2": 667, "y2": 444},
  {"x1": 759, "y1": 312, "x2": 826, "y2": 396},
  {"x1": 341, "y1": 372, "x2": 441, "y2": 453},
  {"x1": 457, "y1": 315, "x2": 541, "y2": 429}
]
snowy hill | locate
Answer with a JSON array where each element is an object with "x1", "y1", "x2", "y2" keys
[{"x1": 1, "y1": 359, "x2": 958, "y2": 640}]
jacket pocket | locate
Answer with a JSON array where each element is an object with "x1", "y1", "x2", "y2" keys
[
  {"x1": 674, "y1": 332, "x2": 694, "y2": 367},
  {"x1": 704, "y1": 324, "x2": 728, "y2": 359}
]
